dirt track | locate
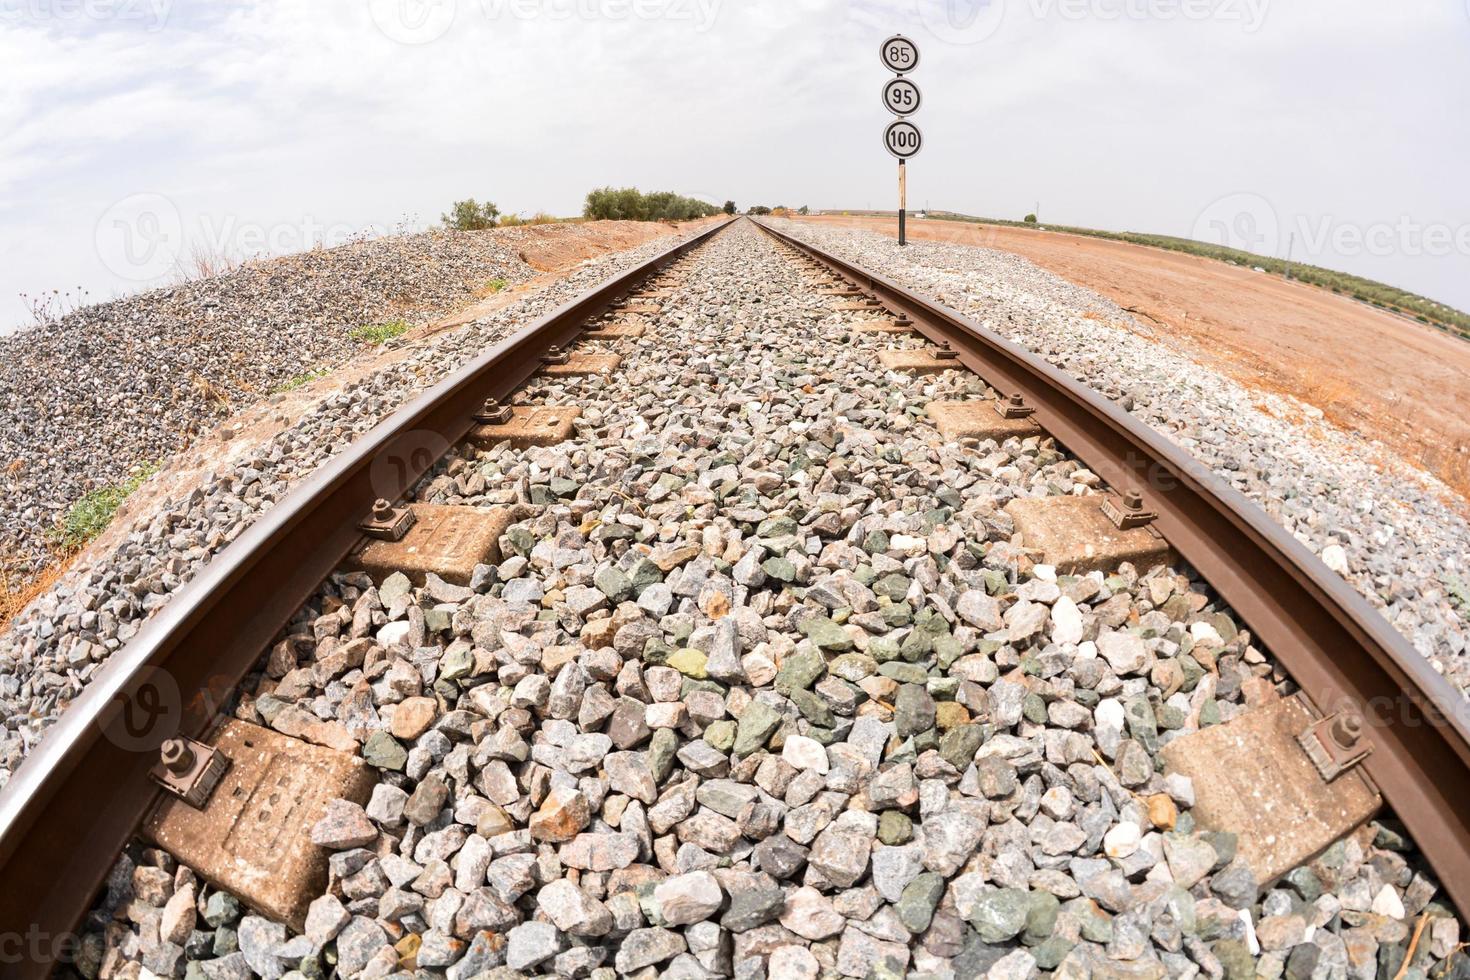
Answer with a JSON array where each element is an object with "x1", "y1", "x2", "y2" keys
[{"x1": 801, "y1": 215, "x2": 1470, "y2": 501}]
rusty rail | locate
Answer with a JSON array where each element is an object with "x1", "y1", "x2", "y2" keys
[
  {"x1": 755, "y1": 217, "x2": 1470, "y2": 916},
  {"x1": 0, "y1": 217, "x2": 734, "y2": 974}
]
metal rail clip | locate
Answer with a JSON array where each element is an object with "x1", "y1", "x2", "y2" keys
[
  {"x1": 542, "y1": 346, "x2": 570, "y2": 365},
  {"x1": 1101, "y1": 490, "x2": 1157, "y2": 530},
  {"x1": 934, "y1": 342, "x2": 960, "y2": 360},
  {"x1": 151, "y1": 736, "x2": 230, "y2": 810},
  {"x1": 1298, "y1": 711, "x2": 1373, "y2": 782},
  {"x1": 473, "y1": 399, "x2": 514, "y2": 425},
  {"x1": 360, "y1": 499, "x2": 416, "y2": 541},
  {"x1": 995, "y1": 393, "x2": 1036, "y2": 420}
]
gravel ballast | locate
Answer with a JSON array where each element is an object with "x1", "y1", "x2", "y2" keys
[
  {"x1": 71, "y1": 222, "x2": 1465, "y2": 979},
  {"x1": 0, "y1": 229, "x2": 535, "y2": 578},
  {"x1": 770, "y1": 219, "x2": 1470, "y2": 691},
  {"x1": 0, "y1": 225, "x2": 714, "y2": 789}
]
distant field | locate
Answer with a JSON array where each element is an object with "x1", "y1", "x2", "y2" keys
[{"x1": 825, "y1": 209, "x2": 1470, "y2": 341}]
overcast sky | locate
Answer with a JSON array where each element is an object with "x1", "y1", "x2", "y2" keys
[{"x1": 3, "y1": 0, "x2": 1468, "y2": 333}]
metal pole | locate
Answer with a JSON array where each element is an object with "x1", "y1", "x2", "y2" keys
[{"x1": 899, "y1": 160, "x2": 908, "y2": 246}]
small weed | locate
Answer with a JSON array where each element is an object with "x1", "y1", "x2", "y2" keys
[
  {"x1": 484, "y1": 278, "x2": 509, "y2": 293},
  {"x1": 350, "y1": 320, "x2": 410, "y2": 345},
  {"x1": 271, "y1": 367, "x2": 331, "y2": 393},
  {"x1": 51, "y1": 463, "x2": 159, "y2": 551},
  {"x1": 1448, "y1": 577, "x2": 1470, "y2": 611}
]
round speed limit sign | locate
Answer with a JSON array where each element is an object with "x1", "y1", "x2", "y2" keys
[
  {"x1": 879, "y1": 35, "x2": 920, "y2": 74},
  {"x1": 881, "y1": 77, "x2": 922, "y2": 116},
  {"x1": 883, "y1": 120, "x2": 923, "y2": 159}
]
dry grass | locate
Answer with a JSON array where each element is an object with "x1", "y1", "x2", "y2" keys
[{"x1": 0, "y1": 549, "x2": 76, "y2": 634}]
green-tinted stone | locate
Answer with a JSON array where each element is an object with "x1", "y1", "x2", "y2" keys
[
  {"x1": 935, "y1": 636, "x2": 965, "y2": 669},
  {"x1": 881, "y1": 603, "x2": 913, "y2": 628},
  {"x1": 878, "y1": 811, "x2": 913, "y2": 845},
  {"x1": 668, "y1": 648, "x2": 708, "y2": 679},
  {"x1": 863, "y1": 531, "x2": 890, "y2": 554},
  {"x1": 970, "y1": 888, "x2": 1030, "y2": 943},
  {"x1": 869, "y1": 636, "x2": 903, "y2": 663},
  {"x1": 983, "y1": 570, "x2": 1009, "y2": 595},
  {"x1": 1124, "y1": 695, "x2": 1159, "y2": 751},
  {"x1": 1157, "y1": 704, "x2": 1186, "y2": 730},
  {"x1": 899, "y1": 630, "x2": 935, "y2": 663},
  {"x1": 1214, "y1": 939, "x2": 1255, "y2": 980},
  {"x1": 423, "y1": 607, "x2": 451, "y2": 634},
  {"x1": 873, "y1": 574, "x2": 912, "y2": 602},
  {"x1": 1199, "y1": 699, "x2": 1221, "y2": 727},
  {"x1": 913, "y1": 728, "x2": 939, "y2": 753},
  {"x1": 212, "y1": 926, "x2": 238, "y2": 956},
  {"x1": 704, "y1": 720, "x2": 736, "y2": 752},
  {"x1": 648, "y1": 728, "x2": 678, "y2": 782},
  {"x1": 1032, "y1": 936, "x2": 1076, "y2": 971},
  {"x1": 362, "y1": 730, "x2": 407, "y2": 771},
  {"x1": 506, "y1": 526, "x2": 535, "y2": 556},
  {"x1": 897, "y1": 873, "x2": 946, "y2": 933},
  {"x1": 791, "y1": 689, "x2": 835, "y2": 727},
  {"x1": 757, "y1": 516, "x2": 799, "y2": 539},
  {"x1": 628, "y1": 557, "x2": 663, "y2": 593},
  {"x1": 894, "y1": 684, "x2": 936, "y2": 737},
  {"x1": 203, "y1": 892, "x2": 241, "y2": 928},
  {"x1": 799, "y1": 617, "x2": 853, "y2": 652},
  {"x1": 1023, "y1": 891, "x2": 1061, "y2": 946},
  {"x1": 642, "y1": 638, "x2": 675, "y2": 666},
  {"x1": 829, "y1": 654, "x2": 877, "y2": 682},
  {"x1": 939, "y1": 725, "x2": 984, "y2": 770},
  {"x1": 594, "y1": 566, "x2": 634, "y2": 603},
  {"x1": 440, "y1": 646, "x2": 474, "y2": 682},
  {"x1": 761, "y1": 557, "x2": 796, "y2": 583},
  {"x1": 1022, "y1": 693, "x2": 1047, "y2": 724},
  {"x1": 775, "y1": 648, "x2": 826, "y2": 695},
  {"x1": 878, "y1": 662, "x2": 928, "y2": 684},
  {"x1": 734, "y1": 700, "x2": 782, "y2": 757},
  {"x1": 549, "y1": 477, "x2": 579, "y2": 498}
]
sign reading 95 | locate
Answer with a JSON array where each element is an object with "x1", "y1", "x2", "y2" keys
[{"x1": 882, "y1": 77, "x2": 922, "y2": 116}]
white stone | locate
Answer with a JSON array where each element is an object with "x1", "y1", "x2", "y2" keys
[
  {"x1": 1094, "y1": 698, "x2": 1126, "y2": 731},
  {"x1": 782, "y1": 735, "x2": 830, "y2": 774},
  {"x1": 1189, "y1": 620, "x2": 1223, "y2": 645},
  {"x1": 1103, "y1": 822, "x2": 1141, "y2": 859},
  {"x1": 1371, "y1": 884, "x2": 1406, "y2": 919},
  {"x1": 1321, "y1": 543, "x2": 1349, "y2": 574},
  {"x1": 1050, "y1": 596, "x2": 1085, "y2": 645}
]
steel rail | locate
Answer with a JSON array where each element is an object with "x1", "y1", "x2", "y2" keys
[
  {"x1": 0, "y1": 217, "x2": 735, "y2": 974},
  {"x1": 755, "y1": 218, "x2": 1470, "y2": 916}
]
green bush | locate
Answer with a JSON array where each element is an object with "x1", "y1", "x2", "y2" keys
[
  {"x1": 723, "y1": 201, "x2": 737, "y2": 215},
  {"x1": 748, "y1": 205, "x2": 771, "y2": 216},
  {"x1": 1024, "y1": 213, "x2": 1038, "y2": 224},
  {"x1": 271, "y1": 367, "x2": 330, "y2": 393},
  {"x1": 442, "y1": 199, "x2": 500, "y2": 231},
  {"x1": 583, "y1": 187, "x2": 722, "y2": 222},
  {"x1": 484, "y1": 277, "x2": 509, "y2": 293}
]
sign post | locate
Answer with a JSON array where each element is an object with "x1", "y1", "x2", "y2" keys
[{"x1": 879, "y1": 35, "x2": 922, "y2": 246}]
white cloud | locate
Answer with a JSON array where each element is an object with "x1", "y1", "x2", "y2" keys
[{"x1": 2, "y1": 0, "x2": 1467, "y2": 332}]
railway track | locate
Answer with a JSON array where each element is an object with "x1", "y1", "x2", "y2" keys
[{"x1": 3, "y1": 216, "x2": 1466, "y2": 978}]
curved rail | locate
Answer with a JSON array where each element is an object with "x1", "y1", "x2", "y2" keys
[
  {"x1": 0, "y1": 217, "x2": 735, "y2": 971},
  {"x1": 755, "y1": 217, "x2": 1470, "y2": 916}
]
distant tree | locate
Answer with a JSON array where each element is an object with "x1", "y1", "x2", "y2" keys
[
  {"x1": 747, "y1": 205, "x2": 772, "y2": 216},
  {"x1": 442, "y1": 199, "x2": 500, "y2": 230},
  {"x1": 1024, "y1": 213, "x2": 1038, "y2": 224},
  {"x1": 583, "y1": 187, "x2": 721, "y2": 221},
  {"x1": 798, "y1": 205, "x2": 810, "y2": 215},
  {"x1": 723, "y1": 200, "x2": 736, "y2": 215}
]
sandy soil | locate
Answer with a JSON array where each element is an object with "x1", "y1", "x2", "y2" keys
[{"x1": 800, "y1": 215, "x2": 1470, "y2": 501}]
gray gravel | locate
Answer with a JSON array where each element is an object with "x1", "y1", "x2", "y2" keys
[
  {"x1": 769, "y1": 218, "x2": 1470, "y2": 690},
  {"x1": 0, "y1": 226, "x2": 711, "y2": 790},
  {"x1": 0, "y1": 230, "x2": 534, "y2": 578},
  {"x1": 75, "y1": 221, "x2": 1465, "y2": 979}
]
